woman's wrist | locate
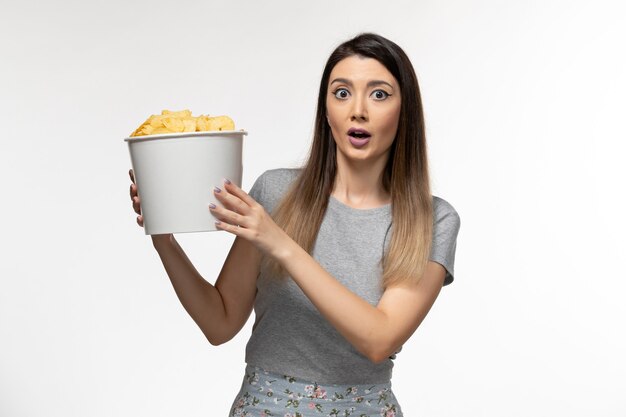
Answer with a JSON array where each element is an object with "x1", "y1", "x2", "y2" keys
[
  {"x1": 271, "y1": 234, "x2": 302, "y2": 267},
  {"x1": 151, "y1": 233, "x2": 174, "y2": 249}
]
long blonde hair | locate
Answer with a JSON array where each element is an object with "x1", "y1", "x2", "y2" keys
[{"x1": 265, "y1": 33, "x2": 433, "y2": 288}]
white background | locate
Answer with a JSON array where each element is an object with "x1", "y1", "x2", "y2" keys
[{"x1": 1, "y1": 0, "x2": 624, "y2": 416}]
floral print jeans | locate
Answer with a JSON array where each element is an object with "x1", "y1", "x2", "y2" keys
[{"x1": 229, "y1": 365, "x2": 403, "y2": 417}]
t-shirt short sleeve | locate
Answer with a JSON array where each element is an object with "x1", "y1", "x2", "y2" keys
[
  {"x1": 246, "y1": 168, "x2": 300, "y2": 214},
  {"x1": 247, "y1": 171, "x2": 267, "y2": 208},
  {"x1": 430, "y1": 197, "x2": 461, "y2": 286}
]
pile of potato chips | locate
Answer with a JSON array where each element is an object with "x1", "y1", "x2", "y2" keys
[{"x1": 130, "y1": 109, "x2": 235, "y2": 137}]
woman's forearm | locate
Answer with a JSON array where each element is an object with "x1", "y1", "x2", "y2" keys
[
  {"x1": 275, "y1": 238, "x2": 392, "y2": 363},
  {"x1": 274, "y1": 236, "x2": 445, "y2": 364},
  {"x1": 151, "y1": 235, "x2": 229, "y2": 345}
]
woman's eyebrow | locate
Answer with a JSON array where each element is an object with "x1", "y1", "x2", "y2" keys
[{"x1": 330, "y1": 78, "x2": 394, "y2": 89}]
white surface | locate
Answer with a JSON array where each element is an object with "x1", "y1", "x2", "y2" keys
[
  {"x1": 126, "y1": 131, "x2": 245, "y2": 234},
  {"x1": 1, "y1": 1, "x2": 625, "y2": 416}
]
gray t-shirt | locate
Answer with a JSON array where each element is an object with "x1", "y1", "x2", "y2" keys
[{"x1": 245, "y1": 168, "x2": 461, "y2": 384}]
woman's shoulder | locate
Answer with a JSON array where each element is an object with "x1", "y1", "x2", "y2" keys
[
  {"x1": 249, "y1": 168, "x2": 302, "y2": 212},
  {"x1": 258, "y1": 167, "x2": 301, "y2": 187},
  {"x1": 432, "y1": 195, "x2": 461, "y2": 229}
]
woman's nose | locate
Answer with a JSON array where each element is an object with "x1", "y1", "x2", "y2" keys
[{"x1": 350, "y1": 95, "x2": 368, "y2": 121}]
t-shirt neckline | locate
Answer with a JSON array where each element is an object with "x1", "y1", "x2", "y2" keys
[{"x1": 328, "y1": 195, "x2": 391, "y2": 217}]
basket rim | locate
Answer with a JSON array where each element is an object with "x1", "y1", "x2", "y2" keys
[{"x1": 124, "y1": 130, "x2": 248, "y2": 142}]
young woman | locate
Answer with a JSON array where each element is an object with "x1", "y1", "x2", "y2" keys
[{"x1": 129, "y1": 33, "x2": 460, "y2": 417}]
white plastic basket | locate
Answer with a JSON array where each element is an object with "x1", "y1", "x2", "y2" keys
[{"x1": 125, "y1": 130, "x2": 247, "y2": 235}]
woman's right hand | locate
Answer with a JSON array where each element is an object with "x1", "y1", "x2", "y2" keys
[{"x1": 129, "y1": 169, "x2": 144, "y2": 227}]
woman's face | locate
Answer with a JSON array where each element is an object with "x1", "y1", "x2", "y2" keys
[{"x1": 326, "y1": 55, "x2": 401, "y2": 168}]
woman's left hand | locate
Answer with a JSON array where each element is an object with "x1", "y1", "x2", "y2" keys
[{"x1": 210, "y1": 179, "x2": 291, "y2": 259}]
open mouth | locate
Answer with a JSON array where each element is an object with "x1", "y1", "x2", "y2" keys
[
  {"x1": 347, "y1": 128, "x2": 371, "y2": 148},
  {"x1": 348, "y1": 128, "x2": 371, "y2": 139}
]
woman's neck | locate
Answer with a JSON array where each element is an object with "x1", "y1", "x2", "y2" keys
[{"x1": 331, "y1": 153, "x2": 391, "y2": 209}]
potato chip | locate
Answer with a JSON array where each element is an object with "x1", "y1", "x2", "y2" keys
[
  {"x1": 130, "y1": 116, "x2": 152, "y2": 137},
  {"x1": 161, "y1": 109, "x2": 192, "y2": 118},
  {"x1": 206, "y1": 115, "x2": 235, "y2": 131},
  {"x1": 138, "y1": 125, "x2": 155, "y2": 135},
  {"x1": 150, "y1": 127, "x2": 172, "y2": 134},
  {"x1": 183, "y1": 119, "x2": 196, "y2": 132},
  {"x1": 129, "y1": 110, "x2": 236, "y2": 137},
  {"x1": 162, "y1": 117, "x2": 185, "y2": 132},
  {"x1": 196, "y1": 115, "x2": 211, "y2": 131}
]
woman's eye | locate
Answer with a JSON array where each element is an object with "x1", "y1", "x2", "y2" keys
[
  {"x1": 371, "y1": 90, "x2": 390, "y2": 100},
  {"x1": 333, "y1": 88, "x2": 350, "y2": 99}
]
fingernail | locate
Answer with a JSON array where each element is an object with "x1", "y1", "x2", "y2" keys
[
  {"x1": 224, "y1": 178, "x2": 231, "y2": 185},
  {"x1": 214, "y1": 186, "x2": 221, "y2": 193},
  {"x1": 209, "y1": 203, "x2": 216, "y2": 209},
  {"x1": 215, "y1": 220, "x2": 221, "y2": 225}
]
